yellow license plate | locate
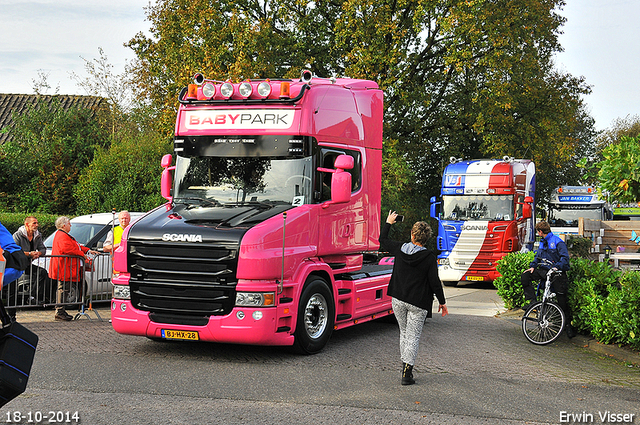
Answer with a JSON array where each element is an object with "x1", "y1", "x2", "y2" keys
[
  {"x1": 466, "y1": 276, "x2": 484, "y2": 281},
  {"x1": 161, "y1": 329, "x2": 199, "y2": 341}
]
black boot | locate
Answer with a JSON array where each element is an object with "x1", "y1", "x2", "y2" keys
[{"x1": 402, "y1": 363, "x2": 415, "y2": 385}]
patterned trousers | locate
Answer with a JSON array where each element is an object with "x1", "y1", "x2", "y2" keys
[{"x1": 392, "y1": 297, "x2": 429, "y2": 366}]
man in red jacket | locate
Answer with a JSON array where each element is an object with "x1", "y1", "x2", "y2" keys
[
  {"x1": 49, "y1": 216, "x2": 96, "y2": 321},
  {"x1": 379, "y1": 211, "x2": 449, "y2": 386}
]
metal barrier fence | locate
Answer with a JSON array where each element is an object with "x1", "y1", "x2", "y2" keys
[{"x1": 0, "y1": 253, "x2": 113, "y2": 320}]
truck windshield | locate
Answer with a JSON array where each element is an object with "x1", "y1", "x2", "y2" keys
[
  {"x1": 173, "y1": 156, "x2": 314, "y2": 206},
  {"x1": 442, "y1": 195, "x2": 514, "y2": 221},
  {"x1": 548, "y1": 206, "x2": 603, "y2": 227}
]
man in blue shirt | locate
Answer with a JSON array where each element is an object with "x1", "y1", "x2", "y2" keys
[
  {"x1": 521, "y1": 221, "x2": 575, "y2": 338},
  {"x1": 1, "y1": 221, "x2": 28, "y2": 287}
]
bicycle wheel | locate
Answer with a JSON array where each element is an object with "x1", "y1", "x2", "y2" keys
[{"x1": 521, "y1": 301, "x2": 565, "y2": 345}]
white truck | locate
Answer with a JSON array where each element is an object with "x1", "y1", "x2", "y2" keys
[{"x1": 546, "y1": 186, "x2": 611, "y2": 235}]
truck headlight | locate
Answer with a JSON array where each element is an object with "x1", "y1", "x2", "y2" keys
[
  {"x1": 113, "y1": 285, "x2": 131, "y2": 300},
  {"x1": 235, "y1": 292, "x2": 275, "y2": 307}
]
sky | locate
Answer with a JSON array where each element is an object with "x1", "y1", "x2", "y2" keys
[
  {"x1": 0, "y1": 0, "x2": 149, "y2": 96},
  {"x1": 0, "y1": 0, "x2": 638, "y2": 131}
]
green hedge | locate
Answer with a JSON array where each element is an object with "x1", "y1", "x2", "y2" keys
[
  {"x1": 494, "y1": 252, "x2": 640, "y2": 350},
  {"x1": 567, "y1": 258, "x2": 621, "y2": 338},
  {"x1": 0, "y1": 212, "x2": 59, "y2": 239},
  {"x1": 494, "y1": 251, "x2": 535, "y2": 310}
]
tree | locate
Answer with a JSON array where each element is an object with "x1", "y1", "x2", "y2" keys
[
  {"x1": 1, "y1": 99, "x2": 109, "y2": 213},
  {"x1": 126, "y1": 0, "x2": 347, "y2": 135},
  {"x1": 69, "y1": 48, "x2": 173, "y2": 214},
  {"x1": 578, "y1": 115, "x2": 640, "y2": 188},
  {"x1": 73, "y1": 127, "x2": 171, "y2": 214},
  {"x1": 380, "y1": 138, "x2": 433, "y2": 240},
  {"x1": 334, "y1": 0, "x2": 596, "y2": 201},
  {"x1": 596, "y1": 136, "x2": 640, "y2": 204},
  {"x1": 71, "y1": 48, "x2": 135, "y2": 116},
  {"x1": 596, "y1": 114, "x2": 640, "y2": 150},
  {"x1": 31, "y1": 70, "x2": 60, "y2": 96},
  {"x1": 71, "y1": 48, "x2": 137, "y2": 138},
  {"x1": 126, "y1": 0, "x2": 597, "y2": 218}
]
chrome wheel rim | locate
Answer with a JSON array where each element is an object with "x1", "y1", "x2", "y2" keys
[{"x1": 304, "y1": 293, "x2": 328, "y2": 339}]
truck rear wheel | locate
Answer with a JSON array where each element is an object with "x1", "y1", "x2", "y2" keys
[{"x1": 293, "y1": 278, "x2": 335, "y2": 355}]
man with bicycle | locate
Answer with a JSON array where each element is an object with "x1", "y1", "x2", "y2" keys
[{"x1": 521, "y1": 221, "x2": 576, "y2": 338}]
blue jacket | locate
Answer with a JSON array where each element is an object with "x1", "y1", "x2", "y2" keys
[
  {"x1": 1, "y1": 222, "x2": 24, "y2": 286},
  {"x1": 530, "y1": 232, "x2": 570, "y2": 271}
]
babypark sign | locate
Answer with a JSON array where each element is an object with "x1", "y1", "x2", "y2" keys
[{"x1": 184, "y1": 109, "x2": 294, "y2": 130}]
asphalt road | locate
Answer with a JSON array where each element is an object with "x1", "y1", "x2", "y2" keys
[{"x1": 4, "y1": 283, "x2": 640, "y2": 425}]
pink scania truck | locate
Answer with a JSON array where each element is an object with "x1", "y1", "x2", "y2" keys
[{"x1": 110, "y1": 71, "x2": 392, "y2": 353}]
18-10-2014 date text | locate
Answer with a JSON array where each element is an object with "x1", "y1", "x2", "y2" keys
[{"x1": 4, "y1": 411, "x2": 80, "y2": 423}]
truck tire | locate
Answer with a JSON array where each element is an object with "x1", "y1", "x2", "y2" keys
[
  {"x1": 293, "y1": 278, "x2": 335, "y2": 355},
  {"x1": 442, "y1": 281, "x2": 458, "y2": 287}
]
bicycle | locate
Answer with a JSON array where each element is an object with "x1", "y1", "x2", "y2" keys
[{"x1": 521, "y1": 265, "x2": 566, "y2": 345}]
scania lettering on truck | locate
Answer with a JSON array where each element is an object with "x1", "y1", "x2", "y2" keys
[
  {"x1": 429, "y1": 157, "x2": 535, "y2": 286},
  {"x1": 547, "y1": 186, "x2": 611, "y2": 235},
  {"x1": 110, "y1": 71, "x2": 392, "y2": 354}
]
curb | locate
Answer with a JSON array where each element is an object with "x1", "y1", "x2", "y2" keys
[
  {"x1": 498, "y1": 308, "x2": 640, "y2": 366},
  {"x1": 570, "y1": 334, "x2": 640, "y2": 366},
  {"x1": 12, "y1": 306, "x2": 112, "y2": 323}
]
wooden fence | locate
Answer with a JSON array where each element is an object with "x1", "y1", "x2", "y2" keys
[{"x1": 578, "y1": 218, "x2": 640, "y2": 268}]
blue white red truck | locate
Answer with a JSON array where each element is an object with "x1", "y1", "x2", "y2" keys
[{"x1": 429, "y1": 157, "x2": 536, "y2": 286}]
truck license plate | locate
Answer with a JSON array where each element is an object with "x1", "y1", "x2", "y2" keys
[
  {"x1": 466, "y1": 276, "x2": 484, "y2": 281},
  {"x1": 161, "y1": 329, "x2": 199, "y2": 341}
]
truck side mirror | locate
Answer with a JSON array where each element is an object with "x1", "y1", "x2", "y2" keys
[
  {"x1": 523, "y1": 196, "x2": 533, "y2": 219},
  {"x1": 330, "y1": 170, "x2": 352, "y2": 204},
  {"x1": 161, "y1": 154, "x2": 175, "y2": 201},
  {"x1": 333, "y1": 154, "x2": 354, "y2": 170},
  {"x1": 161, "y1": 153, "x2": 172, "y2": 168},
  {"x1": 429, "y1": 196, "x2": 440, "y2": 219},
  {"x1": 320, "y1": 154, "x2": 353, "y2": 208}
]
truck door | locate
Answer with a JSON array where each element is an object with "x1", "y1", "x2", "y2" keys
[{"x1": 317, "y1": 147, "x2": 367, "y2": 256}]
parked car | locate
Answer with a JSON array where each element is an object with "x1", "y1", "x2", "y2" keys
[
  {"x1": 42, "y1": 213, "x2": 145, "y2": 251},
  {"x1": 28, "y1": 212, "x2": 146, "y2": 302}
]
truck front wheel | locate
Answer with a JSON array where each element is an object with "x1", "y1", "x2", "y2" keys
[{"x1": 293, "y1": 278, "x2": 335, "y2": 355}]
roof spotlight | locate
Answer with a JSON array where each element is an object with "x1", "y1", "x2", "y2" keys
[
  {"x1": 220, "y1": 82, "x2": 234, "y2": 98},
  {"x1": 202, "y1": 82, "x2": 215, "y2": 99},
  {"x1": 257, "y1": 81, "x2": 272, "y2": 98},
  {"x1": 238, "y1": 82, "x2": 253, "y2": 98}
]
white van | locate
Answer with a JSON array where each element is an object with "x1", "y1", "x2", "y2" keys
[{"x1": 32, "y1": 212, "x2": 145, "y2": 301}]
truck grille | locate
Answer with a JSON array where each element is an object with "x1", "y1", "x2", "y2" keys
[
  {"x1": 127, "y1": 241, "x2": 238, "y2": 319},
  {"x1": 448, "y1": 231, "x2": 502, "y2": 271},
  {"x1": 452, "y1": 255, "x2": 495, "y2": 270}
]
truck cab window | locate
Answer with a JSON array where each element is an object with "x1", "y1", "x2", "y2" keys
[
  {"x1": 443, "y1": 195, "x2": 514, "y2": 221},
  {"x1": 174, "y1": 155, "x2": 314, "y2": 206},
  {"x1": 317, "y1": 148, "x2": 362, "y2": 202},
  {"x1": 515, "y1": 195, "x2": 524, "y2": 218}
]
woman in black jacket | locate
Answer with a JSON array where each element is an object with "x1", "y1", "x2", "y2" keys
[{"x1": 379, "y1": 211, "x2": 448, "y2": 385}]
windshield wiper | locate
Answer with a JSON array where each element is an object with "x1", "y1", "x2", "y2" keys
[
  {"x1": 173, "y1": 197, "x2": 221, "y2": 208},
  {"x1": 225, "y1": 200, "x2": 276, "y2": 209}
]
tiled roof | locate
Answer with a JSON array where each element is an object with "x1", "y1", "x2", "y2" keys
[{"x1": 0, "y1": 94, "x2": 107, "y2": 144}]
